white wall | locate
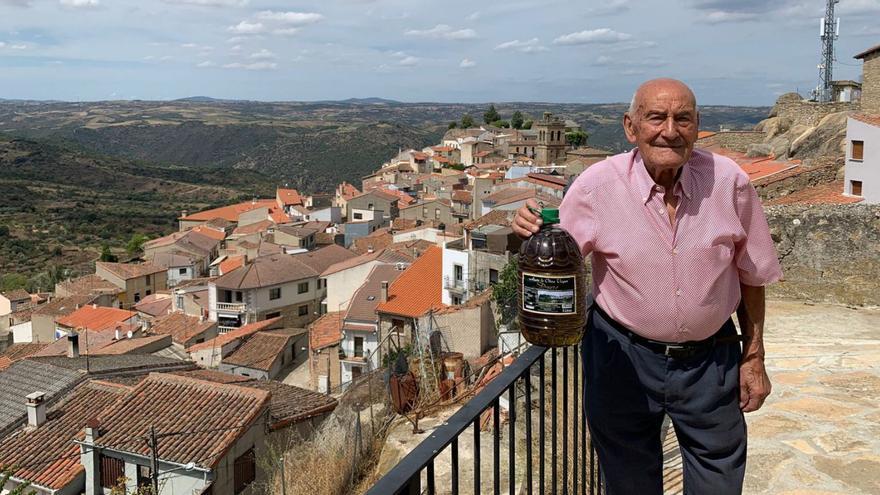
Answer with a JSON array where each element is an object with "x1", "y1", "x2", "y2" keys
[
  {"x1": 350, "y1": 208, "x2": 384, "y2": 222},
  {"x1": 307, "y1": 206, "x2": 342, "y2": 223},
  {"x1": 441, "y1": 247, "x2": 469, "y2": 305},
  {"x1": 324, "y1": 261, "x2": 381, "y2": 313},
  {"x1": 166, "y1": 266, "x2": 195, "y2": 287},
  {"x1": 12, "y1": 321, "x2": 33, "y2": 343},
  {"x1": 392, "y1": 228, "x2": 461, "y2": 245},
  {"x1": 844, "y1": 117, "x2": 880, "y2": 203}
]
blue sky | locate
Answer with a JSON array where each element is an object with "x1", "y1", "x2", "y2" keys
[{"x1": 1, "y1": 0, "x2": 878, "y2": 105}]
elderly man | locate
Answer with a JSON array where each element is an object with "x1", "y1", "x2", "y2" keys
[{"x1": 513, "y1": 79, "x2": 781, "y2": 494}]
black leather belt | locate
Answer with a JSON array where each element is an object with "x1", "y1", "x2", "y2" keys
[{"x1": 591, "y1": 304, "x2": 742, "y2": 359}]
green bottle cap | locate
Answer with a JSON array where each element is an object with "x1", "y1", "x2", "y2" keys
[{"x1": 541, "y1": 208, "x2": 559, "y2": 224}]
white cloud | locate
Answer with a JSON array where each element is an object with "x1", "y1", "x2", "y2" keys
[
  {"x1": 586, "y1": 0, "x2": 629, "y2": 15},
  {"x1": 704, "y1": 11, "x2": 759, "y2": 24},
  {"x1": 593, "y1": 55, "x2": 665, "y2": 67},
  {"x1": 228, "y1": 21, "x2": 265, "y2": 34},
  {"x1": 4, "y1": 43, "x2": 28, "y2": 49},
  {"x1": 553, "y1": 29, "x2": 633, "y2": 45},
  {"x1": 273, "y1": 28, "x2": 300, "y2": 36},
  {"x1": 0, "y1": 0, "x2": 32, "y2": 6},
  {"x1": 230, "y1": 44, "x2": 242, "y2": 51},
  {"x1": 405, "y1": 24, "x2": 477, "y2": 40},
  {"x1": 249, "y1": 48, "x2": 276, "y2": 60},
  {"x1": 162, "y1": 0, "x2": 249, "y2": 6},
  {"x1": 398, "y1": 56, "x2": 419, "y2": 66},
  {"x1": 460, "y1": 58, "x2": 476, "y2": 68},
  {"x1": 60, "y1": 0, "x2": 100, "y2": 8},
  {"x1": 254, "y1": 11, "x2": 323, "y2": 25},
  {"x1": 839, "y1": 0, "x2": 880, "y2": 14},
  {"x1": 465, "y1": 11, "x2": 480, "y2": 21},
  {"x1": 494, "y1": 38, "x2": 548, "y2": 53},
  {"x1": 222, "y1": 61, "x2": 277, "y2": 70},
  {"x1": 227, "y1": 36, "x2": 249, "y2": 44},
  {"x1": 196, "y1": 60, "x2": 217, "y2": 67},
  {"x1": 181, "y1": 43, "x2": 199, "y2": 49}
]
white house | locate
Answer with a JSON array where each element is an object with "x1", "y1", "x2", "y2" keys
[{"x1": 844, "y1": 114, "x2": 880, "y2": 203}]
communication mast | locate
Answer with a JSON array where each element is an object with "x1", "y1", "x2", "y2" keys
[{"x1": 814, "y1": 0, "x2": 840, "y2": 102}]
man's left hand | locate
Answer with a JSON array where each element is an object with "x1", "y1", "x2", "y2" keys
[{"x1": 739, "y1": 354, "x2": 771, "y2": 412}]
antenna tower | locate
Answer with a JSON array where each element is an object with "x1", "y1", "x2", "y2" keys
[{"x1": 814, "y1": 0, "x2": 840, "y2": 102}]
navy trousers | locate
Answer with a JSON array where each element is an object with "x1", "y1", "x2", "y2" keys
[{"x1": 582, "y1": 307, "x2": 747, "y2": 495}]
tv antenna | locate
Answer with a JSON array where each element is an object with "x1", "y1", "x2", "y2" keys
[{"x1": 813, "y1": 0, "x2": 840, "y2": 102}]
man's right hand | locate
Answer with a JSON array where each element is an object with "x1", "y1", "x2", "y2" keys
[{"x1": 512, "y1": 199, "x2": 542, "y2": 239}]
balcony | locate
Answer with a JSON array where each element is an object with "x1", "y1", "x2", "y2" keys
[
  {"x1": 367, "y1": 345, "x2": 605, "y2": 494},
  {"x1": 217, "y1": 325, "x2": 238, "y2": 334},
  {"x1": 216, "y1": 302, "x2": 247, "y2": 313},
  {"x1": 444, "y1": 276, "x2": 467, "y2": 292}
]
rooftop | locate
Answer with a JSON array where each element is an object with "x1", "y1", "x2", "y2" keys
[
  {"x1": 277, "y1": 188, "x2": 303, "y2": 206},
  {"x1": 96, "y1": 261, "x2": 165, "y2": 280},
  {"x1": 221, "y1": 329, "x2": 301, "y2": 371},
  {"x1": 1, "y1": 289, "x2": 30, "y2": 301},
  {"x1": 766, "y1": 180, "x2": 864, "y2": 206},
  {"x1": 291, "y1": 244, "x2": 359, "y2": 274},
  {"x1": 851, "y1": 113, "x2": 880, "y2": 127},
  {"x1": 854, "y1": 42, "x2": 880, "y2": 59},
  {"x1": 346, "y1": 264, "x2": 407, "y2": 322},
  {"x1": 149, "y1": 311, "x2": 217, "y2": 345},
  {"x1": 187, "y1": 316, "x2": 283, "y2": 352},
  {"x1": 0, "y1": 359, "x2": 83, "y2": 436},
  {"x1": 92, "y1": 373, "x2": 269, "y2": 469},
  {"x1": 320, "y1": 247, "x2": 413, "y2": 277},
  {"x1": 55, "y1": 304, "x2": 137, "y2": 332},
  {"x1": 309, "y1": 311, "x2": 343, "y2": 350},
  {"x1": 133, "y1": 293, "x2": 173, "y2": 317},
  {"x1": 218, "y1": 254, "x2": 245, "y2": 275},
  {"x1": 376, "y1": 245, "x2": 446, "y2": 318},
  {"x1": 55, "y1": 274, "x2": 121, "y2": 297},
  {"x1": 180, "y1": 198, "x2": 278, "y2": 222},
  {"x1": 0, "y1": 380, "x2": 130, "y2": 490}
]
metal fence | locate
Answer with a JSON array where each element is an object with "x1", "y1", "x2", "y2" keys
[{"x1": 366, "y1": 344, "x2": 604, "y2": 495}]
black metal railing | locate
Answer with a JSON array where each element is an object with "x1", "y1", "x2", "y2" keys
[{"x1": 367, "y1": 344, "x2": 603, "y2": 495}]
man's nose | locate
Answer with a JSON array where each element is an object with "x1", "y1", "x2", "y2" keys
[{"x1": 660, "y1": 116, "x2": 678, "y2": 139}]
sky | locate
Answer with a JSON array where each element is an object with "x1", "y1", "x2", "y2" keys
[{"x1": 1, "y1": 0, "x2": 879, "y2": 105}]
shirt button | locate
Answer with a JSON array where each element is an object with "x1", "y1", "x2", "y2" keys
[
  {"x1": 658, "y1": 208, "x2": 665, "y2": 214},
  {"x1": 675, "y1": 289, "x2": 681, "y2": 296},
  {"x1": 672, "y1": 248, "x2": 678, "y2": 255}
]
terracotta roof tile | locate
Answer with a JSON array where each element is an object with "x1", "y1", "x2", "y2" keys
[
  {"x1": 55, "y1": 305, "x2": 138, "y2": 332},
  {"x1": 187, "y1": 317, "x2": 283, "y2": 352},
  {"x1": 376, "y1": 245, "x2": 446, "y2": 318},
  {"x1": 703, "y1": 145, "x2": 801, "y2": 181},
  {"x1": 191, "y1": 225, "x2": 227, "y2": 241},
  {"x1": 221, "y1": 330, "x2": 296, "y2": 371},
  {"x1": 232, "y1": 219, "x2": 275, "y2": 236},
  {"x1": 96, "y1": 262, "x2": 165, "y2": 280},
  {"x1": 851, "y1": 113, "x2": 880, "y2": 127},
  {"x1": 133, "y1": 294, "x2": 173, "y2": 317},
  {"x1": 180, "y1": 199, "x2": 278, "y2": 222},
  {"x1": 92, "y1": 373, "x2": 270, "y2": 469},
  {"x1": 0, "y1": 343, "x2": 49, "y2": 362},
  {"x1": 765, "y1": 180, "x2": 863, "y2": 206},
  {"x1": 309, "y1": 312, "x2": 343, "y2": 350},
  {"x1": 150, "y1": 312, "x2": 217, "y2": 345},
  {"x1": 854, "y1": 43, "x2": 880, "y2": 59},
  {"x1": 90, "y1": 334, "x2": 172, "y2": 355},
  {"x1": 218, "y1": 255, "x2": 245, "y2": 275},
  {"x1": 277, "y1": 188, "x2": 303, "y2": 206},
  {"x1": 345, "y1": 264, "x2": 406, "y2": 322},
  {"x1": 1, "y1": 289, "x2": 30, "y2": 302},
  {"x1": 482, "y1": 187, "x2": 538, "y2": 206},
  {"x1": 56, "y1": 274, "x2": 122, "y2": 296},
  {"x1": 0, "y1": 380, "x2": 130, "y2": 490},
  {"x1": 291, "y1": 244, "x2": 359, "y2": 274},
  {"x1": 452, "y1": 190, "x2": 473, "y2": 204}
]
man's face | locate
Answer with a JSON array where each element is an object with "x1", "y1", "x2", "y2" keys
[{"x1": 624, "y1": 83, "x2": 699, "y2": 173}]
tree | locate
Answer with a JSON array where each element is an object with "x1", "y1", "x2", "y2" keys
[
  {"x1": 448, "y1": 121, "x2": 458, "y2": 129},
  {"x1": 461, "y1": 114, "x2": 475, "y2": 128},
  {"x1": 483, "y1": 104, "x2": 499, "y2": 124},
  {"x1": 511, "y1": 111, "x2": 524, "y2": 130},
  {"x1": 565, "y1": 130, "x2": 588, "y2": 147},
  {"x1": 125, "y1": 233, "x2": 149, "y2": 255},
  {"x1": 0, "y1": 468, "x2": 37, "y2": 495},
  {"x1": 0, "y1": 225, "x2": 9, "y2": 237},
  {"x1": 522, "y1": 119, "x2": 533, "y2": 129},
  {"x1": 100, "y1": 244, "x2": 118, "y2": 262},
  {"x1": 491, "y1": 256, "x2": 520, "y2": 330},
  {"x1": 491, "y1": 120, "x2": 510, "y2": 128}
]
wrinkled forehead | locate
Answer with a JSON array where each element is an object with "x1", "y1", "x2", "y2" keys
[{"x1": 636, "y1": 84, "x2": 697, "y2": 114}]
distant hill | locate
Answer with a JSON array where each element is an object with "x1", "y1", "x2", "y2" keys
[
  {"x1": 0, "y1": 99, "x2": 769, "y2": 194},
  {"x1": 0, "y1": 135, "x2": 274, "y2": 288},
  {"x1": 175, "y1": 96, "x2": 223, "y2": 102}
]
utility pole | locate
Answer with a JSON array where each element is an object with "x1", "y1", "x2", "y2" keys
[
  {"x1": 149, "y1": 426, "x2": 160, "y2": 495},
  {"x1": 279, "y1": 455, "x2": 287, "y2": 495}
]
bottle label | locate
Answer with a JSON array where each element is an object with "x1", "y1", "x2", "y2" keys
[{"x1": 521, "y1": 272, "x2": 577, "y2": 315}]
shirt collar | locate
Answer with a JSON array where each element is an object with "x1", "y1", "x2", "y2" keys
[{"x1": 631, "y1": 149, "x2": 694, "y2": 204}]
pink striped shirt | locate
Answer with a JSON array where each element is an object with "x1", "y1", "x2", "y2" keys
[{"x1": 560, "y1": 148, "x2": 782, "y2": 342}]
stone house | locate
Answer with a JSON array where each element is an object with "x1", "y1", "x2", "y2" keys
[
  {"x1": 94, "y1": 262, "x2": 168, "y2": 309},
  {"x1": 219, "y1": 328, "x2": 303, "y2": 380},
  {"x1": 346, "y1": 190, "x2": 400, "y2": 222},
  {"x1": 320, "y1": 248, "x2": 413, "y2": 314},
  {"x1": 399, "y1": 198, "x2": 456, "y2": 226},
  {"x1": 843, "y1": 114, "x2": 880, "y2": 203},
  {"x1": 309, "y1": 311, "x2": 343, "y2": 393},
  {"x1": 855, "y1": 43, "x2": 880, "y2": 114},
  {"x1": 0, "y1": 289, "x2": 31, "y2": 317}
]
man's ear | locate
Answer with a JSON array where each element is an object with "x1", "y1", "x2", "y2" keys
[
  {"x1": 623, "y1": 113, "x2": 638, "y2": 144},
  {"x1": 695, "y1": 111, "x2": 701, "y2": 130}
]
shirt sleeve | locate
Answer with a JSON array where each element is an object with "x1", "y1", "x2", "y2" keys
[
  {"x1": 734, "y1": 181, "x2": 783, "y2": 286},
  {"x1": 559, "y1": 180, "x2": 596, "y2": 257}
]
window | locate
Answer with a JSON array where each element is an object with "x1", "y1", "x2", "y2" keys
[
  {"x1": 354, "y1": 336, "x2": 364, "y2": 357},
  {"x1": 145, "y1": 274, "x2": 152, "y2": 286},
  {"x1": 145, "y1": 289, "x2": 152, "y2": 296},
  {"x1": 234, "y1": 291, "x2": 243, "y2": 303},
  {"x1": 454, "y1": 264, "x2": 463, "y2": 282},
  {"x1": 266, "y1": 311, "x2": 281, "y2": 319},
  {"x1": 133, "y1": 292, "x2": 141, "y2": 303},
  {"x1": 179, "y1": 268, "x2": 187, "y2": 275},
  {"x1": 298, "y1": 281, "x2": 309, "y2": 294},
  {"x1": 269, "y1": 287, "x2": 282, "y2": 300},
  {"x1": 452, "y1": 295, "x2": 462, "y2": 305},
  {"x1": 352, "y1": 365, "x2": 363, "y2": 380},
  {"x1": 435, "y1": 208, "x2": 440, "y2": 219},
  {"x1": 233, "y1": 448, "x2": 256, "y2": 494},
  {"x1": 136, "y1": 465, "x2": 152, "y2": 489},
  {"x1": 422, "y1": 206, "x2": 427, "y2": 217},
  {"x1": 353, "y1": 212, "x2": 363, "y2": 220},
  {"x1": 100, "y1": 455, "x2": 125, "y2": 488},
  {"x1": 368, "y1": 203, "x2": 374, "y2": 210},
  {"x1": 852, "y1": 140, "x2": 864, "y2": 160},
  {"x1": 489, "y1": 269, "x2": 499, "y2": 284},
  {"x1": 176, "y1": 295, "x2": 184, "y2": 309},
  {"x1": 851, "y1": 180, "x2": 863, "y2": 196},
  {"x1": 298, "y1": 304, "x2": 309, "y2": 316},
  {"x1": 317, "y1": 279, "x2": 323, "y2": 290}
]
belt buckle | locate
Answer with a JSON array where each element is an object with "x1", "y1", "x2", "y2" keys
[{"x1": 664, "y1": 344, "x2": 686, "y2": 357}]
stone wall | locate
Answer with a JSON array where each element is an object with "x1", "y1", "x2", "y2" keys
[
  {"x1": 754, "y1": 159, "x2": 841, "y2": 201},
  {"x1": 765, "y1": 204, "x2": 880, "y2": 306},
  {"x1": 708, "y1": 131, "x2": 766, "y2": 153},
  {"x1": 772, "y1": 97, "x2": 859, "y2": 128},
  {"x1": 861, "y1": 53, "x2": 880, "y2": 114}
]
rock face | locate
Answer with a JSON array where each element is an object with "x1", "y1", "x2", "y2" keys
[{"x1": 753, "y1": 94, "x2": 858, "y2": 164}]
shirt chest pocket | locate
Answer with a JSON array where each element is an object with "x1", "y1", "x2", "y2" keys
[{"x1": 685, "y1": 245, "x2": 736, "y2": 306}]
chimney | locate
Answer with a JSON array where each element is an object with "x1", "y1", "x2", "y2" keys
[
  {"x1": 142, "y1": 320, "x2": 152, "y2": 333},
  {"x1": 114, "y1": 328, "x2": 121, "y2": 340},
  {"x1": 181, "y1": 209, "x2": 189, "y2": 219},
  {"x1": 367, "y1": 246, "x2": 375, "y2": 254},
  {"x1": 26, "y1": 392, "x2": 46, "y2": 428},
  {"x1": 380, "y1": 281, "x2": 389, "y2": 303},
  {"x1": 67, "y1": 334, "x2": 80, "y2": 358},
  {"x1": 126, "y1": 331, "x2": 133, "y2": 339},
  {"x1": 91, "y1": 303, "x2": 97, "y2": 309}
]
